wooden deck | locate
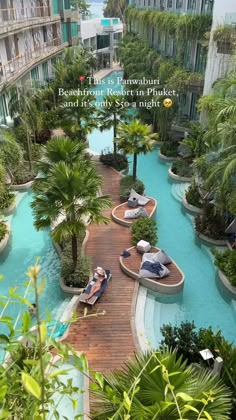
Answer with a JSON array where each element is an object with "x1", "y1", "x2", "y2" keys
[
  {"x1": 65, "y1": 163, "x2": 137, "y2": 373},
  {"x1": 112, "y1": 198, "x2": 157, "y2": 227},
  {"x1": 120, "y1": 246, "x2": 184, "y2": 294}
]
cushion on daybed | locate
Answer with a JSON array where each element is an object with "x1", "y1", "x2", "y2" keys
[
  {"x1": 142, "y1": 250, "x2": 172, "y2": 265},
  {"x1": 124, "y1": 207, "x2": 149, "y2": 219},
  {"x1": 138, "y1": 261, "x2": 170, "y2": 278},
  {"x1": 129, "y1": 189, "x2": 150, "y2": 206}
]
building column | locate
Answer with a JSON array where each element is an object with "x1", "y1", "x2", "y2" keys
[{"x1": 109, "y1": 31, "x2": 114, "y2": 68}]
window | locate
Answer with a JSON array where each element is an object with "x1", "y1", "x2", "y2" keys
[
  {"x1": 194, "y1": 44, "x2": 207, "y2": 74},
  {"x1": 190, "y1": 93, "x2": 200, "y2": 121},
  {"x1": 176, "y1": 0, "x2": 183, "y2": 8},
  {"x1": 187, "y1": 0, "x2": 196, "y2": 9},
  {"x1": 201, "y1": 0, "x2": 214, "y2": 15},
  {"x1": 43, "y1": 26, "x2": 47, "y2": 42},
  {"x1": 167, "y1": 0, "x2": 172, "y2": 8},
  {"x1": 160, "y1": 0, "x2": 164, "y2": 10}
]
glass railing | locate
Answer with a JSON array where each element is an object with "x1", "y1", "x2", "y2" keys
[
  {"x1": 0, "y1": 6, "x2": 54, "y2": 25},
  {"x1": 0, "y1": 38, "x2": 64, "y2": 85}
]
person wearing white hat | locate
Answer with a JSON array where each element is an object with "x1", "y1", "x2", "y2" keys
[{"x1": 86, "y1": 267, "x2": 107, "y2": 302}]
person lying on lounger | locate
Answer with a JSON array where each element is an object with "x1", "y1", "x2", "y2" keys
[{"x1": 86, "y1": 267, "x2": 107, "y2": 302}]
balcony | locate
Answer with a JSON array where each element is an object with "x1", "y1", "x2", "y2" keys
[
  {"x1": 0, "y1": 7, "x2": 60, "y2": 37},
  {"x1": 0, "y1": 37, "x2": 68, "y2": 89}
]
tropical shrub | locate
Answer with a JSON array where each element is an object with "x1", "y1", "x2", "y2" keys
[
  {"x1": 120, "y1": 175, "x2": 145, "y2": 202},
  {"x1": 0, "y1": 264, "x2": 104, "y2": 418},
  {"x1": 100, "y1": 150, "x2": 128, "y2": 171},
  {"x1": 0, "y1": 161, "x2": 6, "y2": 183},
  {"x1": 161, "y1": 321, "x2": 236, "y2": 418},
  {"x1": 0, "y1": 131, "x2": 23, "y2": 173},
  {"x1": 186, "y1": 183, "x2": 202, "y2": 207},
  {"x1": 61, "y1": 237, "x2": 91, "y2": 288},
  {"x1": 131, "y1": 217, "x2": 157, "y2": 245},
  {"x1": 0, "y1": 221, "x2": 7, "y2": 241},
  {"x1": 160, "y1": 141, "x2": 179, "y2": 157},
  {"x1": 195, "y1": 203, "x2": 226, "y2": 240},
  {"x1": 212, "y1": 248, "x2": 236, "y2": 286},
  {"x1": 12, "y1": 162, "x2": 38, "y2": 184},
  {"x1": 171, "y1": 158, "x2": 193, "y2": 178},
  {"x1": 91, "y1": 347, "x2": 232, "y2": 419},
  {"x1": 0, "y1": 187, "x2": 15, "y2": 210}
]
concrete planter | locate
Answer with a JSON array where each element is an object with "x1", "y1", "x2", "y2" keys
[
  {"x1": 56, "y1": 230, "x2": 91, "y2": 295},
  {"x1": 11, "y1": 179, "x2": 34, "y2": 191},
  {"x1": 168, "y1": 166, "x2": 192, "y2": 182},
  {"x1": 218, "y1": 269, "x2": 236, "y2": 296},
  {"x1": 196, "y1": 231, "x2": 227, "y2": 246},
  {"x1": 158, "y1": 150, "x2": 177, "y2": 161},
  {"x1": 182, "y1": 194, "x2": 203, "y2": 215},
  {"x1": 2, "y1": 199, "x2": 16, "y2": 216},
  {"x1": 0, "y1": 223, "x2": 10, "y2": 253}
]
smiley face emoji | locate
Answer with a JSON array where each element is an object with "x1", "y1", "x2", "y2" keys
[{"x1": 163, "y1": 98, "x2": 173, "y2": 108}]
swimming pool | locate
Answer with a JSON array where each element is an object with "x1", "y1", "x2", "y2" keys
[
  {"x1": 0, "y1": 191, "x2": 65, "y2": 338},
  {"x1": 87, "y1": 70, "x2": 236, "y2": 345},
  {"x1": 88, "y1": 70, "x2": 124, "y2": 153},
  {"x1": 48, "y1": 354, "x2": 89, "y2": 419}
]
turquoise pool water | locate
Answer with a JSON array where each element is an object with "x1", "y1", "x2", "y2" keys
[
  {"x1": 48, "y1": 356, "x2": 85, "y2": 419},
  {"x1": 88, "y1": 70, "x2": 124, "y2": 152},
  {"x1": 0, "y1": 191, "x2": 65, "y2": 337},
  {"x1": 88, "y1": 70, "x2": 236, "y2": 345},
  {"x1": 135, "y1": 151, "x2": 236, "y2": 345}
]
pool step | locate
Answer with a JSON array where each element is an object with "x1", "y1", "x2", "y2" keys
[
  {"x1": 171, "y1": 182, "x2": 191, "y2": 202},
  {"x1": 53, "y1": 297, "x2": 71, "y2": 320}
]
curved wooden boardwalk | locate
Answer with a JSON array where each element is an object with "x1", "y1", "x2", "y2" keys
[{"x1": 65, "y1": 163, "x2": 137, "y2": 373}]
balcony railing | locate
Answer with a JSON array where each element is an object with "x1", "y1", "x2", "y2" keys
[
  {"x1": 0, "y1": 38, "x2": 64, "y2": 85},
  {"x1": 0, "y1": 6, "x2": 54, "y2": 25}
]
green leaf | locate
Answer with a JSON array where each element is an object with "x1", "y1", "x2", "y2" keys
[
  {"x1": 176, "y1": 392, "x2": 193, "y2": 402},
  {"x1": 72, "y1": 399, "x2": 78, "y2": 411},
  {"x1": 123, "y1": 391, "x2": 131, "y2": 411},
  {"x1": 0, "y1": 409, "x2": 11, "y2": 419},
  {"x1": 95, "y1": 372, "x2": 104, "y2": 389},
  {"x1": 203, "y1": 411, "x2": 213, "y2": 420},
  {"x1": 22, "y1": 310, "x2": 31, "y2": 332},
  {"x1": 184, "y1": 404, "x2": 199, "y2": 414},
  {"x1": 39, "y1": 322, "x2": 47, "y2": 344},
  {"x1": 21, "y1": 372, "x2": 42, "y2": 400},
  {"x1": 0, "y1": 386, "x2": 7, "y2": 401},
  {"x1": 160, "y1": 401, "x2": 175, "y2": 411},
  {"x1": 0, "y1": 335, "x2": 9, "y2": 344},
  {"x1": 48, "y1": 369, "x2": 71, "y2": 379},
  {"x1": 168, "y1": 371, "x2": 181, "y2": 377}
]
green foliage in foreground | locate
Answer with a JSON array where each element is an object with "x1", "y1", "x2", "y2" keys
[
  {"x1": 91, "y1": 348, "x2": 232, "y2": 419},
  {"x1": 0, "y1": 268, "x2": 234, "y2": 419},
  {"x1": 131, "y1": 217, "x2": 158, "y2": 246},
  {"x1": 161, "y1": 321, "x2": 236, "y2": 418}
]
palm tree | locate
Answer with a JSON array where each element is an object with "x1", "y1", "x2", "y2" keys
[
  {"x1": 99, "y1": 94, "x2": 129, "y2": 156},
  {"x1": 91, "y1": 348, "x2": 232, "y2": 419},
  {"x1": 61, "y1": 94, "x2": 98, "y2": 141},
  {"x1": 36, "y1": 136, "x2": 90, "y2": 175},
  {"x1": 117, "y1": 120, "x2": 158, "y2": 180},
  {"x1": 32, "y1": 161, "x2": 112, "y2": 269}
]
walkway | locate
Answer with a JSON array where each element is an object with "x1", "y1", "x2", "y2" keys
[
  {"x1": 93, "y1": 63, "x2": 122, "y2": 81},
  {"x1": 65, "y1": 163, "x2": 137, "y2": 373}
]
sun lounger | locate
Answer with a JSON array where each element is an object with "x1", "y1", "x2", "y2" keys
[{"x1": 79, "y1": 269, "x2": 112, "y2": 306}]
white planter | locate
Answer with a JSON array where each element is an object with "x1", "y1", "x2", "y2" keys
[
  {"x1": 11, "y1": 179, "x2": 34, "y2": 191},
  {"x1": 168, "y1": 166, "x2": 192, "y2": 182},
  {"x1": 196, "y1": 231, "x2": 227, "y2": 246},
  {"x1": 0, "y1": 223, "x2": 10, "y2": 253},
  {"x1": 182, "y1": 194, "x2": 203, "y2": 215},
  {"x1": 2, "y1": 199, "x2": 16, "y2": 216},
  {"x1": 218, "y1": 269, "x2": 236, "y2": 296},
  {"x1": 158, "y1": 150, "x2": 177, "y2": 161}
]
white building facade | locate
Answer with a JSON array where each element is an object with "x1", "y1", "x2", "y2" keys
[
  {"x1": 80, "y1": 17, "x2": 123, "y2": 69},
  {"x1": 0, "y1": 0, "x2": 80, "y2": 124}
]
